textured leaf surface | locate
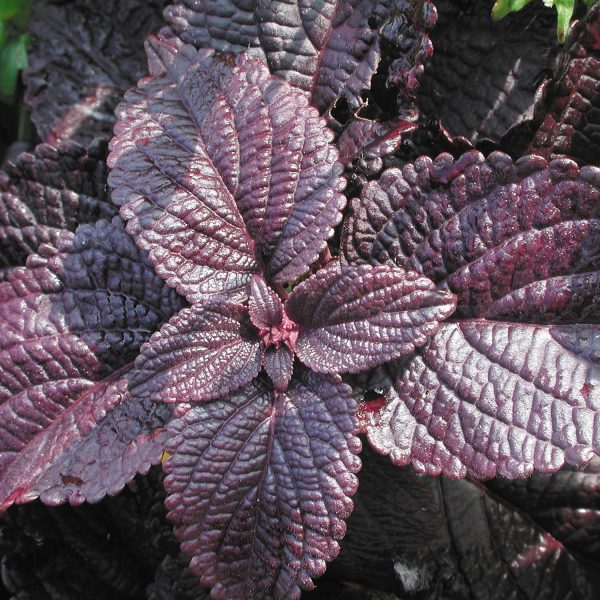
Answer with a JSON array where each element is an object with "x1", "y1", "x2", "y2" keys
[
  {"x1": 368, "y1": 321, "x2": 600, "y2": 479},
  {"x1": 0, "y1": 368, "x2": 171, "y2": 510},
  {"x1": 264, "y1": 345, "x2": 294, "y2": 393},
  {"x1": 0, "y1": 141, "x2": 115, "y2": 270},
  {"x1": 529, "y1": 3, "x2": 600, "y2": 165},
  {"x1": 0, "y1": 218, "x2": 183, "y2": 482},
  {"x1": 148, "y1": 554, "x2": 211, "y2": 600},
  {"x1": 286, "y1": 262, "x2": 456, "y2": 374},
  {"x1": 344, "y1": 152, "x2": 600, "y2": 321},
  {"x1": 109, "y1": 42, "x2": 345, "y2": 302},
  {"x1": 131, "y1": 302, "x2": 261, "y2": 405},
  {"x1": 163, "y1": 370, "x2": 361, "y2": 600},
  {"x1": 419, "y1": 0, "x2": 555, "y2": 144},
  {"x1": 164, "y1": 0, "x2": 436, "y2": 118},
  {"x1": 24, "y1": 0, "x2": 168, "y2": 146},
  {"x1": 344, "y1": 151, "x2": 600, "y2": 477},
  {"x1": 248, "y1": 274, "x2": 284, "y2": 330},
  {"x1": 337, "y1": 118, "x2": 416, "y2": 176}
]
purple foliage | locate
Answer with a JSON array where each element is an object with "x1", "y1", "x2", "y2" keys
[
  {"x1": 529, "y1": 3, "x2": 600, "y2": 165},
  {"x1": 24, "y1": 0, "x2": 169, "y2": 146},
  {"x1": 105, "y1": 36, "x2": 463, "y2": 594},
  {"x1": 344, "y1": 150, "x2": 600, "y2": 478},
  {"x1": 163, "y1": 0, "x2": 437, "y2": 123},
  {"x1": 2, "y1": 0, "x2": 600, "y2": 598},
  {"x1": 0, "y1": 218, "x2": 184, "y2": 509},
  {"x1": 0, "y1": 141, "x2": 115, "y2": 272},
  {"x1": 418, "y1": 0, "x2": 556, "y2": 144},
  {"x1": 163, "y1": 371, "x2": 360, "y2": 600}
]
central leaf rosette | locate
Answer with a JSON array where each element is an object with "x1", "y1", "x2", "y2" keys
[{"x1": 108, "y1": 36, "x2": 456, "y2": 600}]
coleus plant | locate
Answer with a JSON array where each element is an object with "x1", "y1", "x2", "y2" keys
[{"x1": 2, "y1": 0, "x2": 600, "y2": 598}]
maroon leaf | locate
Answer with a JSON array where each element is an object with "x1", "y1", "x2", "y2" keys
[
  {"x1": 286, "y1": 262, "x2": 456, "y2": 374},
  {"x1": 0, "y1": 367, "x2": 170, "y2": 509},
  {"x1": 163, "y1": 369, "x2": 361, "y2": 599},
  {"x1": 131, "y1": 302, "x2": 261, "y2": 405},
  {"x1": 24, "y1": 0, "x2": 168, "y2": 146},
  {"x1": 529, "y1": 3, "x2": 600, "y2": 166},
  {"x1": 344, "y1": 151, "x2": 600, "y2": 320},
  {"x1": 337, "y1": 118, "x2": 417, "y2": 175},
  {"x1": 418, "y1": 0, "x2": 556, "y2": 144},
  {"x1": 332, "y1": 446, "x2": 600, "y2": 599},
  {"x1": 0, "y1": 218, "x2": 183, "y2": 482},
  {"x1": 489, "y1": 457, "x2": 600, "y2": 564},
  {"x1": 108, "y1": 42, "x2": 345, "y2": 302},
  {"x1": 344, "y1": 151, "x2": 600, "y2": 478},
  {"x1": 263, "y1": 345, "x2": 294, "y2": 393},
  {"x1": 0, "y1": 141, "x2": 115, "y2": 270},
  {"x1": 164, "y1": 0, "x2": 436, "y2": 119},
  {"x1": 367, "y1": 321, "x2": 600, "y2": 479},
  {"x1": 248, "y1": 274, "x2": 283, "y2": 330}
]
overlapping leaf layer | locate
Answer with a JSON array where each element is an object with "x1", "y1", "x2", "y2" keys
[
  {"x1": 2, "y1": 0, "x2": 600, "y2": 598},
  {"x1": 345, "y1": 151, "x2": 600, "y2": 478},
  {"x1": 105, "y1": 36, "x2": 464, "y2": 596},
  {"x1": 0, "y1": 218, "x2": 184, "y2": 509}
]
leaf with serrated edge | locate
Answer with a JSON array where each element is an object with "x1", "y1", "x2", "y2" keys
[
  {"x1": 163, "y1": 370, "x2": 361, "y2": 600},
  {"x1": 264, "y1": 345, "x2": 294, "y2": 393},
  {"x1": 108, "y1": 42, "x2": 345, "y2": 302},
  {"x1": 344, "y1": 151, "x2": 600, "y2": 477},
  {"x1": 0, "y1": 141, "x2": 115, "y2": 271},
  {"x1": 248, "y1": 274, "x2": 283, "y2": 330},
  {"x1": 24, "y1": 0, "x2": 168, "y2": 146},
  {"x1": 0, "y1": 218, "x2": 183, "y2": 484},
  {"x1": 165, "y1": 0, "x2": 397, "y2": 116},
  {"x1": 0, "y1": 366, "x2": 171, "y2": 509},
  {"x1": 131, "y1": 302, "x2": 261, "y2": 404},
  {"x1": 287, "y1": 262, "x2": 456, "y2": 374},
  {"x1": 368, "y1": 321, "x2": 600, "y2": 479}
]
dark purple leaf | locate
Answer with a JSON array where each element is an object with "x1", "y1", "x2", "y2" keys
[
  {"x1": 24, "y1": 0, "x2": 168, "y2": 146},
  {"x1": 108, "y1": 42, "x2": 346, "y2": 302},
  {"x1": 0, "y1": 141, "x2": 115, "y2": 271},
  {"x1": 163, "y1": 369, "x2": 361, "y2": 599},
  {"x1": 164, "y1": 0, "x2": 437, "y2": 119},
  {"x1": 489, "y1": 457, "x2": 600, "y2": 563},
  {"x1": 131, "y1": 302, "x2": 261, "y2": 405},
  {"x1": 248, "y1": 274, "x2": 284, "y2": 330},
  {"x1": 263, "y1": 345, "x2": 294, "y2": 393},
  {"x1": 329, "y1": 445, "x2": 600, "y2": 599},
  {"x1": 336, "y1": 118, "x2": 417, "y2": 177},
  {"x1": 286, "y1": 262, "x2": 456, "y2": 374},
  {"x1": 529, "y1": 3, "x2": 600, "y2": 166},
  {"x1": 344, "y1": 152, "x2": 600, "y2": 320},
  {"x1": 344, "y1": 151, "x2": 600, "y2": 477},
  {"x1": 148, "y1": 554, "x2": 211, "y2": 600},
  {"x1": 163, "y1": 0, "x2": 259, "y2": 54},
  {"x1": 418, "y1": 0, "x2": 556, "y2": 144},
  {"x1": 0, "y1": 367, "x2": 171, "y2": 509},
  {"x1": 0, "y1": 502, "x2": 149, "y2": 599},
  {"x1": 367, "y1": 321, "x2": 600, "y2": 479},
  {"x1": 0, "y1": 218, "x2": 183, "y2": 489}
]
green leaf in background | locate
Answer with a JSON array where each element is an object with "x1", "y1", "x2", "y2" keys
[
  {"x1": 0, "y1": 0, "x2": 20, "y2": 21},
  {"x1": 492, "y1": 0, "x2": 599, "y2": 42},
  {"x1": 0, "y1": 32, "x2": 28, "y2": 102},
  {"x1": 0, "y1": 0, "x2": 33, "y2": 104},
  {"x1": 492, "y1": 0, "x2": 535, "y2": 20},
  {"x1": 0, "y1": 0, "x2": 31, "y2": 26},
  {"x1": 555, "y1": 0, "x2": 576, "y2": 41}
]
